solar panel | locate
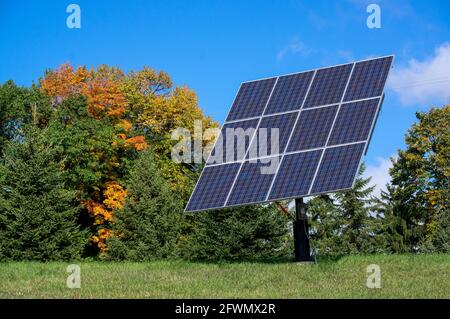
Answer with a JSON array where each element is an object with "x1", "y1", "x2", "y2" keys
[
  {"x1": 185, "y1": 55, "x2": 393, "y2": 212},
  {"x1": 286, "y1": 105, "x2": 338, "y2": 152},
  {"x1": 303, "y1": 64, "x2": 353, "y2": 108},
  {"x1": 247, "y1": 112, "x2": 298, "y2": 159},
  {"x1": 344, "y1": 56, "x2": 393, "y2": 102},
  {"x1": 263, "y1": 71, "x2": 314, "y2": 115},
  {"x1": 185, "y1": 163, "x2": 241, "y2": 212},
  {"x1": 268, "y1": 150, "x2": 322, "y2": 200},
  {"x1": 328, "y1": 98, "x2": 380, "y2": 146},
  {"x1": 206, "y1": 118, "x2": 259, "y2": 165},
  {"x1": 227, "y1": 156, "x2": 281, "y2": 206},
  {"x1": 225, "y1": 77, "x2": 277, "y2": 121},
  {"x1": 310, "y1": 143, "x2": 366, "y2": 194}
]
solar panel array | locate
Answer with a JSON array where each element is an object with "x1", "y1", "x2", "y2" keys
[{"x1": 186, "y1": 56, "x2": 393, "y2": 212}]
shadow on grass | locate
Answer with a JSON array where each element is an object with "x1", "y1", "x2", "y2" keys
[
  {"x1": 183, "y1": 254, "x2": 347, "y2": 266},
  {"x1": 183, "y1": 256, "x2": 294, "y2": 266}
]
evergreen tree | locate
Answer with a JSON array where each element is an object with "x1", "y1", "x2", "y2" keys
[
  {"x1": 0, "y1": 127, "x2": 87, "y2": 261},
  {"x1": 183, "y1": 204, "x2": 290, "y2": 261},
  {"x1": 308, "y1": 195, "x2": 344, "y2": 255},
  {"x1": 106, "y1": 149, "x2": 184, "y2": 260},
  {"x1": 334, "y1": 164, "x2": 378, "y2": 253},
  {"x1": 419, "y1": 211, "x2": 450, "y2": 252},
  {"x1": 308, "y1": 164, "x2": 382, "y2": 255},
  {"x1": 373, "y1": 184, "x2": 414, "y2": 252}
]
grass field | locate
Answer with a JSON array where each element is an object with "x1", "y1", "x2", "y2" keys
[{"x1": 0, "y1": 254, "x2": 449, "y2": 298}]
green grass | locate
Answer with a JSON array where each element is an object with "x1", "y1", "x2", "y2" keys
[{"x1": 0, "y1": 254, "x2": 449, "y2": 298}]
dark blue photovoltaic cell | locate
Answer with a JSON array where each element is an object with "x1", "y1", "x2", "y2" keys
[
  {"x1": 226, "y1": 78, "x2": 276, "y2": 121},
  {"x1": 227, "y1": 156, "x2": 280, "y2": 206},
  {"x1": 310, "y1": 143, "x2": 365, "y2": 194},
  {"x1": 344, "y1": 56, "x2": 393, "y2": 101},
  {"x1": 303, "y1": 64, "x2": 353, "y2": 108},
  {"x1": 263, "y1": 71, "x2": 314, "y2": 115},
  {"x1": 247, "y1": 112, "x2": 298, "y2": 159},
  {"x1": 207, "y1": 118, "x2": 259, "y2": 165},
  {"x1": 286, "y1": 105, "x2": 338, "y2": 152},
  {"x1": 186, "y1": 163, "x2": 241, "y2": 211},
  {"x1": 328, "y1": 98, "x2": 380, "y2": 146},
  {"x1": 268, "y1": 150, "x2": 322, "y2": 200}
]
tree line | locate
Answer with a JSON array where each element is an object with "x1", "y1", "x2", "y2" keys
[{"x1": 0, "y1": 64, "x2": 448, "y2": 261}]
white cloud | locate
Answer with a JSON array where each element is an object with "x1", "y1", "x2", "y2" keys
[
  {"x1": 364, "y1": 156, "x2": 395, "y2": 198},
  {"x1": 388, "y1": 43, "x2": 450, "y2": 106},
  {"x1": 277, "y1": 39, "x2": 312, "y2": 61}
]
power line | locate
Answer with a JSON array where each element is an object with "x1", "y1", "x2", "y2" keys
[{"x1": 389, "y1": 76, "x2": 450, "y2": 89}]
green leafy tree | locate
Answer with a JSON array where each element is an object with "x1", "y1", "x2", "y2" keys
[
  {"x1": 0, "y1": 81, "x2": 53, "y2": 149},
  {"x1": 389, "y1": 106, "x2": 449, "y2": 251},
  {"x1": 0, "y1": 81, "x2": 31, "y2": 153},
  {"x1": 0, "y1": 127, "x2": 88, "y2": 261},
  {"x1": 47, "y1": 95, "x2": 120, "y2": 196},
  {"x1": 106, "y1": 149, "x2": 184, "y2": 260}
]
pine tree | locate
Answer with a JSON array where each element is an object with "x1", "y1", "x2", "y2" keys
[
  {"x1": 308, "y1": 194, "x2": 344, "y2": 255},
  {"x1": 308, "y1": 164, "x2": 382, "y2": 255},
  {"x1": 334, "y1": 164, "x2": 378, "y2": 253},
  {"x1": 183, "y1": 204, "x2": 290, "y2": 261},
  {"x1": 420, "y1": 211, "x2": 450, "y2": 252},
  {"x1": 0, "y1": 127, "x2": 87, "y2": 261},
  {"x1": 373, "y1": 184, "x2": 414, "y2": 252},
  {"x1": 106, "y1": 149, "x2": 184, "y2": 260}
]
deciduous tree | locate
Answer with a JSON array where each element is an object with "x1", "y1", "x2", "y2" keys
[{"x1": 388, "y1": 106, "x2": 450, "y2": 251}]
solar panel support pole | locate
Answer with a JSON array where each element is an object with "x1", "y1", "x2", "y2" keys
[{"x1": 294, "y1": 198, "x2": 314, "y2": 262}]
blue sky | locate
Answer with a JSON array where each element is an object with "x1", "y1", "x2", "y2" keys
[{"x1": 1, "y1": 0, "x2": 449, "y2": 192}]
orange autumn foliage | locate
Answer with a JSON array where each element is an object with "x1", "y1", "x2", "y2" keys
[
  {"x1": 113, "y1": 133, "x2": 148, "y2": 151},
  {"x1": 116, "y1": 119, "x2": 133, "y2": 131},
  {"x1": 92, "y1": 228, "x2": 112, "y2": 253},
  {"x1": 103, "y1": 182, "x2": 128, "y2": 210},
  {"x1": 86, "y1": 200, "x2": 113, "y2": 225},
  {"x1": 39, "y1": 63, "x2": 215, "y2": 253},
  {"x1": 86, "y1": 78, "x2": 128, "y2": 118},
  {"x1": 125, "y1": 135, "x2": 148, "y2": 151},
  {"x1": 40, "y1": 63, "x2": 89, "y2": 102},
  {"x1": 40, "y1": 63, "x2": 128, "y2": 119},
  {"x1": 86, "y1": 182, "x2": 127, "y2": 252}
]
